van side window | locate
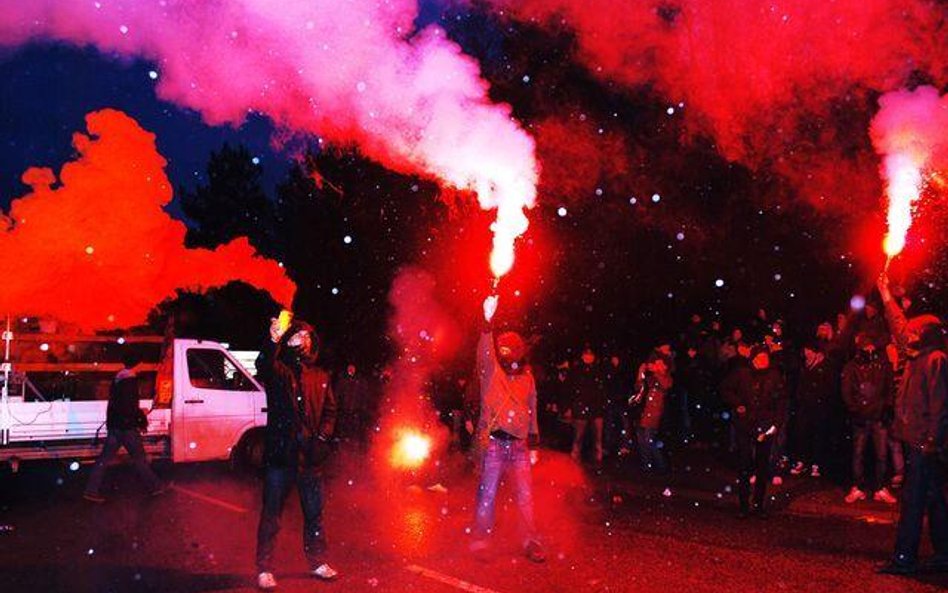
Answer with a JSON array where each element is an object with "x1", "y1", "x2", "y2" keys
[{"x1": 186, "y1": 349, "x2": 257, "y2": 391}]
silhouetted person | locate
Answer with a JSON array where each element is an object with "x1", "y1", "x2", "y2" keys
[
  {"x1": 255, "y1": 317, "x2": 338, "y2": 589},
  {"x1": 84, "y1": 352, "x2": 166, "y2": 503}
]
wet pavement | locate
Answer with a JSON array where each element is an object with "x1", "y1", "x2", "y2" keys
[{"x1": 1, "y1": 448, "x2": 946, "y2": 593}]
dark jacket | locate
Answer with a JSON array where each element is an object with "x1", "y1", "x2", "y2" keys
[
  {"x1": 841, "y1": 353, "x2": 892, "y2": 423},
  {"x1": 883, "y1": 301, "x2": 948, "y2": 451},
  {"x1": 256, "y1": 338, "x2": 337, "y2": 467},
  {"x1": 476, "y1": 332, "x2": 539, "y2": 446},
  {"x1": 721, "y1": 365, "x2": 786, "y2": 435},
  {"x1": 796, "y1": 356, "x2": 835, "y2": 412},
  {"x1": 106, "y1": 368, "x2": 147, "y2": 431},
  {"x1": 569, "y1": 363, "x2": 606, "y2": 419}
]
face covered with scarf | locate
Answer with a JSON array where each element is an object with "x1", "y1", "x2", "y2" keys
[{"x1": 282, "y1": 321, "x2": 319, "y2": 366}]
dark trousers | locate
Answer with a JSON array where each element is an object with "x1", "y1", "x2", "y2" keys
[
  {"x1": 736, "y1": 432, "x2": 773, "y2": 513},
  {"x1": 851, "y1": 420, "x2": 887, "y2": 492},
  {"x1": 84, "y1": 429, "x2": 162, "y2": 496},
  {"x1": 892, "y1": 447, "x2": 948, "y2": 566},
  {"x1": 256, "y1": 465, "x2": 326, "y2": 572},
  {"x1": 636, "y1": 427, "x2": 667, "y2": 472},
  {"x1": 794, "y1": 404, "x2": 827, "y2": 467}
]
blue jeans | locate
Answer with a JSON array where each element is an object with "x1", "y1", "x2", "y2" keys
[
  {"x1": 84, "y1": 429, "x2": 162, "y2": 496},
  {"x1": 892, "y1": 447, "x2": 948, "y2": 566},
  {"x1": 636, "y1": 427, "x2": 667, "y2": 472},
  {"x1": 474, "y1": 437, "x2": 538, "y2": 546},
  {"x1": 256, "y1": 466, "x2": 326, "y2": 572}
]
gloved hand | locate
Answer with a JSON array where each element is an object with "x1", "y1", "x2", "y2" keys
[
  {"x1": 483, "y1": 294, "x2": 499, "y2": 323},
  {"x1": 529, "y1": 450, "x2": 540, "y2": 466}
]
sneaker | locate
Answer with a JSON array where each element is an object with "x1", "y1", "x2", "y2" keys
[
  {"x1": 771, "y1": 476, "x2": 783, "y2": 486},
  {"x1": 83, "y1": 492, "x2": 106, "y2": 504},
  {"x1": 844, "y1": 487, "x2": 866, "y2": 504},
  {"x1": 311, "y1": 564, "x2": 339, "y2": 581},
  {"x1": 426, "y1": 483, "x2": 448, "y2": 494},
  {"x1": 525, "y1": 540, "x2": 546, "y2": 563},
  {"x1": 891, "y1": 474, "x2": 904, "y2": 488},
  {"x1": 873, "y1": 487, "x2": 898, "y2": 504},
  {"x1": 789, "y1": 461, "x2": 805, "y2": 476},
  {"x1": 257, "y1": 572, "x2": 277, "y2": 590},
  {"x1": 749, "y1": 475, "x2": 756, "y2": 485},
  {"x1": 809, "y1": 465, "x2": 821, "y2": 478}
]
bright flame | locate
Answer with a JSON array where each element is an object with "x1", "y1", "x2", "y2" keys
[
  {"x1": 391, "y1": 429, "x2": 432, "y2": 469},
  {"x1": 481, "y1": 178, "x2": 534, "y2": 279},
  {"x1": 882, "y1": 153, "x2": 923, "y2": 258}
]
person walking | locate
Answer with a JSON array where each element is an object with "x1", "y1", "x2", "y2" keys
[{"x1": 83, "y1": 352, "x2": 167, "y2": 503}]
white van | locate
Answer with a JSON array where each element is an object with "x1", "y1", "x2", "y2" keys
[{"x1": 0, "y1": 333, "x2": 267, "y2": 469}]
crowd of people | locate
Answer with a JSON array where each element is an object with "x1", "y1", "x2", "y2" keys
[{"x1": 80, "y1": 273, "x2": 946, "y2": 583}]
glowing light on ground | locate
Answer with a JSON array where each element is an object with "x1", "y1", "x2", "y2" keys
[{"x1": 391, "y1": 429, "x2": 432, "y2": 469}]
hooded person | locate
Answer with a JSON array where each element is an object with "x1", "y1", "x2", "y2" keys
[
  {"x1": 790, "y1": 341, "x2": 836, "y2": 479},
  {"x1": 471, "y1": 294, "x2": 545, "y2": 563},
  {"x1": 720, "y1": 344, "x2": 787, "y2": 517},
  {"x1": 569, "y1": 344, "x2": 606, "y2": 463},
  {"x1": 254, "y1": 316, "x2": 338, "y2": 590},
  {"x1": 876, "y1": 274, "x2": 948, "y2": 575},
  {"x1": 841, "y1": 333, "x2": 896, "y2": 504}
]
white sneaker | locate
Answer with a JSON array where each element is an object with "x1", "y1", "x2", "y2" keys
[
  {"x1": 257, "y1": 572, "x2": 277, "y2": 590},
  {"x1": 749, "y1": 475, "x2": 756, "y2": 485},
  {"x1": 311, "y1": 564, "x2": 339, "y2": 581},
  {"x1": 809, "y1": 465, "x2": 821, "y2": 478},
  {"x1": 789, "y1": 461, "x2": 805, "y2": 475},
  {"x1": 873, "y1": 487, "x2": 898, "y2": 504},
  {"x1": 844, "y1": 487, "x2": 866, "y2": 504},
  {"x1": 771, "y1": 476, "x2": 783, "y2": 486},
  {"x1": 427, "y1": 483, "x2": 448, "y2": 494}
]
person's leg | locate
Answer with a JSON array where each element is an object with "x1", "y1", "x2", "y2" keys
[
  {"x1": 119, "y1": 430, "x2": 163, "y2": 492},
  {"x1": 870, "y1": 422, "x2": 888, "y2": 494},
  {"x1": 648, "y1": 428, "x2": 667, "y2": 472},
  {"x1": 635, "y1": 427, "x2": 652, "y2": 471},
  {"x1": 892, "y1": 448, "x2": 927, "y2": 567},
  {"x1": 297, "y1": 467, "x2": 327, "y2": 569},
  {"x1": 256, "y1": 466, "x2": 293, "y2": 574},
  {"x1": 735, "y1": 433, "x2": 753, "y2": 514},
  {"x1": 592, "y1": 417, "x2": 604, "y2": 463},
  {"x1": 473, "y1": 440, "x2": 504, "y2": 542},
  {"x1": 851, "y1": 424, "x2": 869, "y2": 491},
  {"x1": 889, "y1": 434, "x2": 905, "y2": 484},
  {"x1": 509, "y1": 442, "x2": 538, "y2": 545},
  {"x1": 84, "y1": 432, "x2": 122, "y2": 497},
  {"x1": 925, "y1": 455, "x2": 948, "y2": 559},
  {"x1": 753, "y1": 439, "x2": 774, "y2": 511},
  {"x1": 571, "y1": 419, "x2": 587, "y2": 460}
]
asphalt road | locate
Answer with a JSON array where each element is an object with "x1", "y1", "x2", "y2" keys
[{"x1": 1, "y1": 449, "x2": 946, "y2": 593}]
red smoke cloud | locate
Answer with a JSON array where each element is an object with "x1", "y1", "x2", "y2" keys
[
  {"x1": 490, "y1": 0, "x2": 947, "y2": 164},
  {"x1": 0, "y1": 0, "x2": 538, "y2": 278},
  {"x1": 373, "y1": 266, "x2": 460, "y2": 476},
  {"x1": 0, "y1": 109, "x2": 294, "y2": 330}
]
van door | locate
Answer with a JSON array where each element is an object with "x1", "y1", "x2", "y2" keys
[{"x1": 176, "y1": 345, "x2": 260, "y2": 461}]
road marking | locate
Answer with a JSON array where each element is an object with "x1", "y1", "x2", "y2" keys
[
  {"x1": 171, "y1": 484, "x2": 250, "y2": 514},
  {"x1": 406, "y1": 564, "x2": 504, "y2": 593}
]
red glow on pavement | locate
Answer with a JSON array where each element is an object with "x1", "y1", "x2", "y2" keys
[{"x1": 0, "y1": 109, "x2": 295, "y2": 330}]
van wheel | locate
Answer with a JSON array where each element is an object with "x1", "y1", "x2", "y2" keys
[{"x1": 232, "y1": 430, "x2": 265, "y2": 472}]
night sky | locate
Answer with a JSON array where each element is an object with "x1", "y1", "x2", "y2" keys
[{"x1": 0, "y1": 1, "x2": 945, "y2": 364}]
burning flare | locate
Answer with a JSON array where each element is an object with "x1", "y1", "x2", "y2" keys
[
  {"x1": 391, "y1": 428, "x2": 432, "y2": 469},
  {"x1": 871, "y1": 87, "x2": 948, "y2": 264},
  {"x1": 881, "y1": 154, "x2": 922, "y2": 258}
]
